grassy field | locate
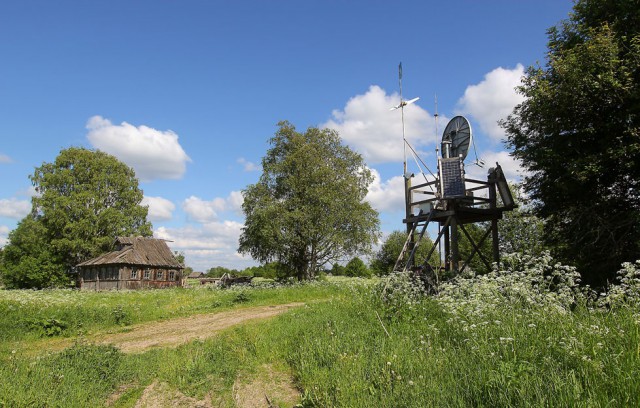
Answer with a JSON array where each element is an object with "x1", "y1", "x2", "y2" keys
[{"x1": 1, "y1": 257, "x2": 639, "y2": 407}]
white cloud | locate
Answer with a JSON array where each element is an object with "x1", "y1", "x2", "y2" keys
[
  {"x1": 86, "y1": 115, "x2": 191, "y2": 181},
  {"x1": 183, "y1": 196, "x2": 224, "y2": 223},
  {"x1": 0, "y1": 225, "x2": 9, "y2": 247},
  {"x1": 182, "y1": 191, "x2": 244, "y2": 223},
  {"x1": 365, "y1": 168, "x2": 405, "y2": 213},
  {"x1": 456, "y1": 64, "x2": 525, "y2": 141},
  {"x1": 227, "y1": 191, "x2": 244, "y2": 214},
  {"x1": 322, "y1": 85, "x2": 436, "y2": 164},
  {"x1": 22, "y1": 186, "x2": 38, "y2": 198},
  {"x1": 464, "y1": 150, "x2": 525, "y2": 183},
  {"x1": 141, "y1": 196, "x2": 175, "y2": 222},
  {"x1": 0, "y1": 154, "x2": 12, "y2": 163},
  {"x1": 154, "y1": 221, "x2": 254, "y2": 271},
  {"x1": 237, "y1": 157, "x2": 260, "y2": 172},
  {"x1": 0, "y1": 198, "x2": 31, "y2": 219}
]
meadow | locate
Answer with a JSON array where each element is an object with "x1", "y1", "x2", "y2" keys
[{"x1": 1, "y1": 255, "x2": 639, "y2": 407}]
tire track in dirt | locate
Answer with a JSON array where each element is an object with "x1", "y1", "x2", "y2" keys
[{"x1": 99, "y1": 303, "x2": 303, "y2": 353}]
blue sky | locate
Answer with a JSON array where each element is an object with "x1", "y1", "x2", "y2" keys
[{"x1": 0, "y1": 1, "x2": 575, "y2": 271}]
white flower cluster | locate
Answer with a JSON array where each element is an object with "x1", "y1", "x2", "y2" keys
[
  {"x1": 436, "y1": 252, "x2": 586, "y2": 320},
  {"x1": 377, "y1": 272, "x2": 429, "y2": 318},
  {"x1": 597, "y1": 260, "x2": 640, "y2": 308}
]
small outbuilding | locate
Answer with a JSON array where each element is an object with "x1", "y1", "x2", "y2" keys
[
  {"x1": 76, "y1": 236, "x2": 184, "y2": 290},
  {"x1": 187, "y1": 271, "x2": 205, "y2": 279}
]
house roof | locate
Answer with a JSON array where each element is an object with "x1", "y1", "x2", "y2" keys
[
  {"x1": 77, "y1": 237, "x2": 184, "y2": 268},
  {"x1": 187, "y1": 271, "x2": 204, "y2": 278}
]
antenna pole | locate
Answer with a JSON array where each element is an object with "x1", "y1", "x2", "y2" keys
[
  {"x1": 433, "y1": 93, "x2": 442, "y2": 264},
  {"x1": 434, "y1": 94, "x2": 440, "y2": 158},
  {"x1": 398, "y1": 63, "x2": 413, "y2": 246},
  {"x1": 399, "y1": 63, "x2": 407, "y2": 178}
]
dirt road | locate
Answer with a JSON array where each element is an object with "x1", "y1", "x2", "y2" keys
[{"x1": 99, "y1": 302, "x2": 303, "y2": 353}]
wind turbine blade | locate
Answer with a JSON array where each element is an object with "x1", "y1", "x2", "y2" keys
[{"x1": 390, "y1": 96, "x2": 420, "y2": 111}]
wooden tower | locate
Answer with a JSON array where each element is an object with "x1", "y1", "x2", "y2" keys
[{"x1": 393, "y1": 116, "x2": 515, "y2": 280}]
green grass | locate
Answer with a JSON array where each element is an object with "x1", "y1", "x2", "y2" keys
[
  {"x1": 1, "y1": 266, "x2": 639, "y2": 407},
  {"x1": 0, "y1": 280, "x2": 342, "y2": 344}
]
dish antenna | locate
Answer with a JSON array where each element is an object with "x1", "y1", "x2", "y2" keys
[{"x1": 441, "y1": 115, "x2": 472, "y2": 160}]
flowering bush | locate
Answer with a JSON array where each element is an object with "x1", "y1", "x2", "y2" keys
[
  {"x1": 375, "y1": 272, "x2": 430, "y2": 319},
  {"x1": 597, "y1": 260, "x2": 640, "y2": 308},
  {"x1": 435, "y1": 252, "x2": 589, "y2": 320}
]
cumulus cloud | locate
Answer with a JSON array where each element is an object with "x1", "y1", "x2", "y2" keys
[
  {"x1": 0, "y1": 154, "x2": 12, "y2": 163},
  {"x1": 183, "y1": 196, "x2": 225, "y2": 223},
  {"x1": 141, "y1": 196, "x2": 175, "y2": 222},
  {"x1": 226, "y1": 191, "x2": 244, "y2": 213},
  {"x1": 182, "y1": 191, "x2": 244, "y2": 223},
  {"x1": 237, "y1": 157, "x2": 260, "y2": 172},
  {"x1": 456, "y1": 64, "x2": 525, "y2": 141},
  {"x1": 365, "y1": 168, "x2": 405, "y2": 213},
  {"x1": 0, "y1": 198, "x2": 31, "y2": 219},
  {"x1": 0, "y1": 225, "x2": 9, "y2": 247},
  {"x1": 322, "y1": 85, "x2": 436, "y2": 164},
  {"x1": 464, "y1": 150, "x2": 525, "y2": 183},
  {"x1": 86, "y1": 115, "x2": 191, "y2": 181},
  {"x1": 154, "y1": 221, "x2": 253, "y2": 271}
]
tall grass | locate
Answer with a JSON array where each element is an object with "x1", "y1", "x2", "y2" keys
[
  {"x1": 0, "y1": 280, "x2": 343, "y2": 344},
  {"x1": 1, "y1": 259, "x2": 639, "y2": 406}
]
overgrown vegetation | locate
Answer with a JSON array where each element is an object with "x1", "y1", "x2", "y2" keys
[
  {"x1": 0, "y1": 282, "x2": 339, "y2": 344},
  {"x1": 503, "y1": 0, "x2": 640, "y2": 286},
  {"x1": 1, "y1": 257, "x2": 639, "y2": 407}
]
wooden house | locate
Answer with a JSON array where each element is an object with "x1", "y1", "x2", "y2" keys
[{"x1": 76, "y1": 237, "x2": 184, "y2": 290}]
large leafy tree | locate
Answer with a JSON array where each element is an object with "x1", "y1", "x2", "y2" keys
[
  {"x1": 503, "y1": 0, "x2": 640, "y2": 285},
  {"x1": 1, "y1": 217, "x2": 68, "y2": 288},
  {"x1": 1, "y1": 147, "x2": 152, "y2": 288},
  {"x1": 239, "y1": 121, "x2": 380, "y2": 280},
  {"x1": 370, "y1": 230, "x2": 440, "y2": 276},
  {"x1": 344, "y1": 257, "x2": 372, "y2": 278},
  {"x1": 498, "y1": 184, "x2": 546, "y2": 257}
]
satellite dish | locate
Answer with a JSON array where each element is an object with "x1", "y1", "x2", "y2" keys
[{"x1": 441, "y1": 116, "x2": 472, "y2": 160}]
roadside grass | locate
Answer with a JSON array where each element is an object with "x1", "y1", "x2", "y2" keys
[
  {"x1": 0, "y1": 279, "x2": 347, "y2": 345},
  {"x1": 1, "y1": 260, "x2": 640, "y2": 407}
]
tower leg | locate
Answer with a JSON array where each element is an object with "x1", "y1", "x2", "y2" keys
[
  {"x1": 492, "y1": 219, "x2": 500, "y2": 268},
  {"x1": 443, "y1": 223, "x2": 450, "y2": 272},
  {"x1": 451, "y1": 217, "x2": 459, "y2": 272}
]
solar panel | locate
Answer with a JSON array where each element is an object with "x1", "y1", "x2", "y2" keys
[{"x1": 439, "y1": 157, "x2": 465, "y2": 198}]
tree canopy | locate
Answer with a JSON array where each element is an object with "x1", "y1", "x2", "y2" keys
[
  {"x1": 238, "y1": 121, "x2": 380, "y2": 280},
  {"x1": 344, "y1": 257, "x2": 372, "y2": 278},
  {"x1": 370, "y1": 230, "x2": 440, "y2": 276},
  {"x1": 503, "y1": 0, "x2": 640, "y2": 285},
  {"x1": 1, "y1": 216, "x2": 67, "y2": 288},
  {"x1": 498, "y1": 184, "x2": 546, "y2": 257},
  {"x1": 1, "y1": 147, "x2": 152, "y2": 288}
]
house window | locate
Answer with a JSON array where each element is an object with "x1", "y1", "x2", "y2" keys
[
  {"x1": 131, "y1": 268, "x2": 138, "y2": 279},
  {"x1": 169, "y1": 270, "x2": 176, "y2": 280},
  {"x1": 157, "y1": 270, "x2": 164, "y2": 280},
  {"x1": 144, "y1": 268, "x2": 151, "y2": 279}
]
